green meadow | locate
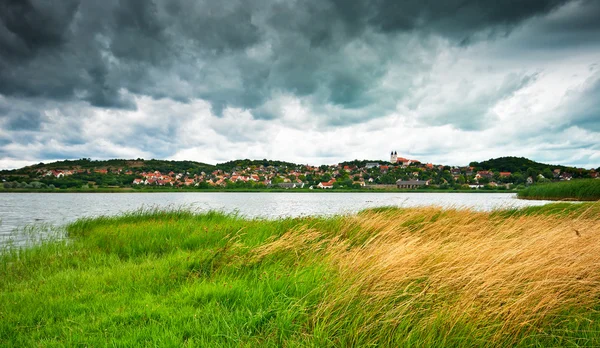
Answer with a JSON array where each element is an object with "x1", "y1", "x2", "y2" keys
[{"x1": 2, "y1": 203, "x2": 600, "y2": 346}]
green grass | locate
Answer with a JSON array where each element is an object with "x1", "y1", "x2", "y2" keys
[
  {"x1": 518, "y1": 179, "x2": 600, "y2": 201},
  {"x1": 1, "y1": 205, "x2": 600, "y2": 346}
]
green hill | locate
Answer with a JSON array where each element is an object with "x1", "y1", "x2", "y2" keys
[
  {"x1": 1, "y1": 158, "x2": 216, "y2": 175},
  {"x1": 215, "y1": 159, "x2": 301, "y2": 172},
  {"x1": 470, "y1": 157, "x2": 569, "y2": 173}
]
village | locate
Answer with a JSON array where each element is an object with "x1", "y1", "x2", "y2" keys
[{"x1": 8, "y1": 151, "x2": 595, "y2": 191}]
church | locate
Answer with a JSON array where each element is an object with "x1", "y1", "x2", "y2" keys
[{"x1": 390, "y1": 151, "x2": 417, "y2": 165}]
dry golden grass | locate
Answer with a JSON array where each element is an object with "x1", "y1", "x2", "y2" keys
[{"x1": 254, "y1": 204, "x2": 600, "y2": 343}]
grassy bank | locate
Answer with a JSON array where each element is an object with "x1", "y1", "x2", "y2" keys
[
  {"x1": 518, "y1": 179, "x2": 600, "y2": 201},
  {"x1": 2, "y1": 204, "x2": 600, "y2": 346}
]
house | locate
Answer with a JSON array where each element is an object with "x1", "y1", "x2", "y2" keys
[
  {"x1": 499, "y1": 172, "x2": 511, "y2": 178},
  {"x1": 365, "y1": 163, "x2": 379, "y2": 169},
  {"x1": 553, "y1": 169, "x2": 561, "y2": 178},
  {"x1": 132, "y1": 178, "x2": 143, "y2": 185},
  {"x1": 526, "y1": 177, "x2": 534, "y2": 185},
  {"x1": 560, "y1": 172, "x2": 573, "y2": 181},
  {"x1": 317, "y1": 181, "x2": 334, "y2": 189},
  {"x1": 476, "y1": 171, "x2": 493, "y2": 179},
  {"x1": 215, "y1": 178, "x2": 226, "y2": 186},
  {"x1": 396, "y1": 180, "x2": 429, "y2": 189}
]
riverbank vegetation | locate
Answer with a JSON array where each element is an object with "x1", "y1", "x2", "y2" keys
[
  {"x1": 2, "y1": 203, "x2": 600, "y2": 346},
  {"x1": 518, "y1": 179, "x2": 600, "y2": 201}
]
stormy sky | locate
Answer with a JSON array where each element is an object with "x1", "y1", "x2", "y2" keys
[{"x1": 1, "y1": 0, "x2": 599, "y2": 169}]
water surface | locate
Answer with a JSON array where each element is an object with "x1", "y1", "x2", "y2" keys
[{"x1": 0, "y1": 192, "x2": 557, "y2": 245}]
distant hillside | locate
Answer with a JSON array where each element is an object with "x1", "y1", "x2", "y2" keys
[
  {"x1": 469, "y1": 157, "x2": 570, "y2": 173},
  {"x1": 1, "y1": 158, "x2": 216, "y2": 175},
  {"x1": 215, "y1": 159, "x2": 301, "y2": 172},
  {"x1": 338, "y1": 159, "x2": 390, "y2": 168}
]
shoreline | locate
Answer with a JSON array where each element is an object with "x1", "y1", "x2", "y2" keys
[
  {"x1": 0, "y1": 188, "x2": 516, "y2": 194},
  {"x1": 517, "y1": 196, "x2": 598, "y2": 202}
]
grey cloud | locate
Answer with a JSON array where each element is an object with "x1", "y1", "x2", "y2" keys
[
  {"x1": 369, "y1": 0, "x2": 569, "y2": 40},
  {"x1": 493, "y1": 0, "x2": 600, "y2": 52},
  {"x1": 0, "y1": 0, "x2": 80, "y2": 60},
  {"x1": 0, "y1": 99, "x2": 178, "y2": 162},
  {"x1": 409, "y1": 72, "x2": 539, "y2": 131},
  {"x1": 2, "y1": 110, "x2": 44, "y2": 131},
  {"x1": 0, "y1": 0, "x2": 587, "y2": 116},
  {"x1": 561, "y1": 73, "x2": 600, "y2": 131}
]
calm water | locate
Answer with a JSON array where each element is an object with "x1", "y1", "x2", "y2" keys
[{"x1": 0, "y1": 192, "x2": 557, "y2": 245}]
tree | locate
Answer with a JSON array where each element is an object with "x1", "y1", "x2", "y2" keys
[{"x1": 512, "y1": 172, "x2": 524, "y2": 184}]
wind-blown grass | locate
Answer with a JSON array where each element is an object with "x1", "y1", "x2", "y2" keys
[
  {"x1": 518, "y1": 179, "x2": 600, "y2": 201},
  {"x1": 1, "y1": 203, "x2": 600, "y2": 346}
]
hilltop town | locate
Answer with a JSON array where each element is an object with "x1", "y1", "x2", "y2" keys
[{"x1": 1, "y1": 154, "x2": 598, "y2": 191}]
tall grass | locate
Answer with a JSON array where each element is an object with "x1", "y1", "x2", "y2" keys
[
  {"x1": 518, "y1": 179, "x2": 600, "y2": 201},
  {"x1": 1, "y1": 204, "x2": 599, "y2": 346}
]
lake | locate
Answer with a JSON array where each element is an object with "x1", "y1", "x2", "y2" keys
[{"x1": 0, "y1": 192, "x2": 558, "y2": 245}]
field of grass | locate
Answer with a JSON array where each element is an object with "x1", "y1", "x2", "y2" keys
[
  {"x1": 518, "y1": 179, "x2": 600, "y2": 201},
  {"x1": 2, "y1": 203, "x2": 600, "y2": 346}
]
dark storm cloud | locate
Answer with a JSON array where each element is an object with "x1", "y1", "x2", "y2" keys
[
  {"x1": 368, "y1": 0, "x2": 570, "y2": 40},
  {"x1": 0, "y1": 0, "x2": 587, "y2": 118},
  {"x1": 0, "y1": 0, "x2": 80, "y2": 60}
]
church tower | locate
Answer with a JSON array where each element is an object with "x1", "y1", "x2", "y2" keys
[{"x1": 390, "y1": 151, "x2": 397, "y2": 164}]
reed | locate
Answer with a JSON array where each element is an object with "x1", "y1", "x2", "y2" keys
[{"x1": 518, "y1": 179, "x2": 600, "y2": 201}]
